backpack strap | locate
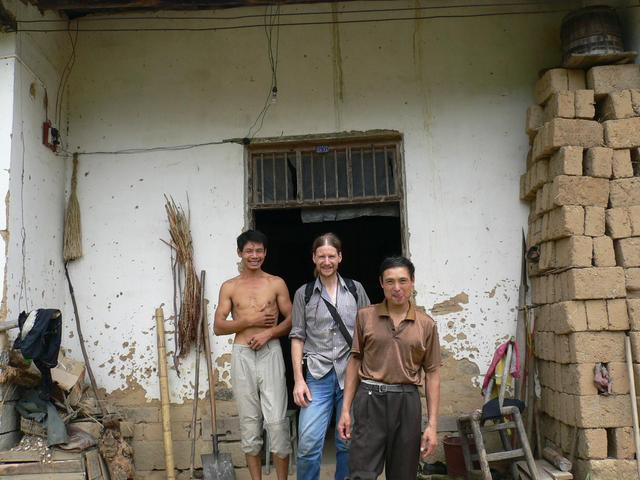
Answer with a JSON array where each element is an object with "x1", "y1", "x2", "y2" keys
[
  {"x1": 305, "y1": 278, "x2": 359, "y2": 304},
  {"x1": 304, "y1": 281, "x2": 315, "y2": 305},
  {"x1": 343, "y1": 278, "x2": 359, "y2": 304}
]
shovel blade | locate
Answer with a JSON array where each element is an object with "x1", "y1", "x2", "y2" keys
[{"x1": 202, "y1": 452, "x2": 235, "y2": 480}]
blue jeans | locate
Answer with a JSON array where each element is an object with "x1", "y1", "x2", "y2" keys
[{"x1": 297, "y1": 368, "x2": 349, "y2": 480}]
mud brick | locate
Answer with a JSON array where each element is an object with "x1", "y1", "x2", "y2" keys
[
  {"x1": 584, "y1": 206, "x2": 605, "y2": 237},
  {"x1": 614, "y1": 238, "x2": 640, "y2": 267},
  {"x1": 558, "y1": 392, "x2": 575, "y2": 425},
  {"x1": 628, "y1": 299, "x2": 640, "y2": 330},
  {"x1": 563, "y1": 363, "x2": 598, "y2": 395},
  {"x1": 629, "y1": 332, "x2": 640, "y2": 360},
  {"x1": 560, "y1": 421, "x2": 574, "y2": 453},
  {"x1": 568, "y1": 331, "x2": 625, "y2": 363},
  {"x1": 551, "y1": 301, "x2": 587, "y2": 334},
  {"x1": 520, "y1": 173, "x2": 529, "y2": 201},
  {"x1": 533, "y1": 118, "x2": 603, "y2": 161},
  {"x1": 610, "y1": 178, "x2": 640, "y2": 208},
  {"x1": 532, "y1": 160, "x2": 549, "y2": 192},
  {"x1": 606, "y1": 207, "x2": 632, "y2": 239},
  {"x1": 540, "y1": 387, "x2": 554, "y2": 417},
  {"x1": 549, "y1": 146, "x2": 583, "y2": 177},
  {"x1": 631, "y1": 89, "x2": 640, "y2": 115},
  {"x1": 531, "y1": 276, "x2": 547, "y2": 305},
  {"x1": 545, "y1": 91, "x2": 575, "y2": 120},
  {"x1": 539, "y1": 360, "x2": 554, "y2": 389},
  {"x1": 593, "y1": 236, "x2": 616, "y2": 267},
  {"x1": 555, "y1": 236, "x2": 592, "y2": 268},
  {"x1": 526, "y1": 104, "x2": 544, "y2": 138},
  {"x1": 626, "y1": 267, "x2": 640, "y2": 292},
  {"x1": 575, "y1": 89, "x2": 596, "y2": 119},
  {"x1": 561, "y1": 267, "x2": 626, "y2": 300},
  {"x1": 604, "y1": 118, "x2": 640, "y2": 149},
  {"x1": 585, "y1": 299, "x2": 608, "y2": 330},
  {"x1": 573, "y1": 394, "x2": 632, "y2": 428},
  {"x1": 539, "y1": 241, "x2": 554, "y2": 271},
  {"x1": 600, "y1": 90, "x2": 634, "y2": 120},
  {"x1": 541, "y1": 182, "x2": 553, "y2": 213},
  {"x1": 530, "y1": 217, "x2": 543, "y2": 245},
  {"x1": 556, "y1": 334, "x2": 571, "y2": 364},
  {"x1": 607, "y1": 362, "x2": 630, "y2": 394},
  {"x1": 575, "y1": 459, "x2": 638, "y2": 480},
  {"x1": 609, "y1": 427, "x2": 635, "y2": 459},
  {"x1": 577, "y1": 428, "x2": 608, "y2": 459},
  {"x1": 608, "y1": 299, "x2": 630, "y2": 331},
  {"x1": 612, "y1": 149, "x2": 634, "y2": 178},
  {"x1": 587, "y1": 64, "x2": 640, "y2": 96},
  {"x1": 584, "y1": 147, "x2": 613, "y2": 178},
  {"x1": 535, "y1": 304, "x2": 551, "y2": 332},
  {"x1": 551, "y1": 175, "x2": 609, "y2": 207},
  {"x1": 535, "y1": 68, "x2": 586, "y2": 105},
  {"x1": 631, "y1": 206, "x2": 640, "y2": 236},
  {"x1": 544, "y1": 206, "x2": 584, "y2": 241},
  {"x1": 535, "y1": 188, "x2": 545, "y2": 216}
]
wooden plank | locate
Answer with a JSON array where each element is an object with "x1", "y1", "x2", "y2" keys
[
  {"x1": 0, "y1": 473, "x2": 85, "y2": 480},
  {"x1": 0, "y1": 459, "x2": 83, "y2": 474},
  {"x1": 84, "y1": 448, "x2": 103, "y2": 480},
  {"x1": 517, "y1": 459, "x2": 573, "y2": 480},
  {"x1": 563, "y1": 51, "x2": 637, "y2": 69},
  {"x1": 0, "y1": 450, "x2": 81, "y2": 463}
]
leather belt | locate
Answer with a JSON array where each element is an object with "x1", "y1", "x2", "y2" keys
[{"x1": 360, "y1": 382, "x2": 417, "y2": 393}]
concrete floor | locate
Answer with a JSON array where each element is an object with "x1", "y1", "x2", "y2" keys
[{"x1": 234, "y1": 433, "x2": 388, "y2": 479}]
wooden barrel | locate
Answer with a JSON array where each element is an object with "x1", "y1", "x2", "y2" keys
[{"x1": 561, "y1": 6, "x2": 624, "y2": 57}]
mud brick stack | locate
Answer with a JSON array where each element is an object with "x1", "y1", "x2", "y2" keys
[{"x1": 522, "y1": 64, "x2": 640, "y2": 480}]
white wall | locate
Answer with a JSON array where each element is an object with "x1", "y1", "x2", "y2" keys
[
  {"x1": 47, "y1": 0, "x2": 573, "y2": 402},
  {"x1": 2, "y1": 2, "x2": 70, "y2": 332}
]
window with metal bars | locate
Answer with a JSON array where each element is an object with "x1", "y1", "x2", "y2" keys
[{"x1": 249, "y1": 141, "x2": 401, "y2": 208}]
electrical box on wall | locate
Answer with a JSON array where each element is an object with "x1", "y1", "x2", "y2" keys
[{"x1": 42, "y1": 120, "x2": 59, "y2": 152}]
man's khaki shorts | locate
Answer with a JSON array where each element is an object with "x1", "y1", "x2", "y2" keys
[{"x1": 231, "y1": 339, "x2": 291, "y2": 458}]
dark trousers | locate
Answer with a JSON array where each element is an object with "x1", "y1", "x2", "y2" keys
[{"x1": 348, "y1": 384, "x2": 421, "y2": 480}]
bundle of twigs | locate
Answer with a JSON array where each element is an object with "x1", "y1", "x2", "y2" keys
[{"x1": 162, "y1": 195, "x2": 200, "y2": 358}]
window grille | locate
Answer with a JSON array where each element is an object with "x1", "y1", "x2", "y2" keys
[{"x1": 249, "y1": 141, "x2": 401, "y2": 208}]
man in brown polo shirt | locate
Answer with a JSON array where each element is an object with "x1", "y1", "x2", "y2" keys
[{"x1": 338, "y1": 256, "x2": 441, "y2": 479}]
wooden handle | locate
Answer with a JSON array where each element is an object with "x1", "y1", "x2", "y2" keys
[
  {"x1": 200, "y1": 275, "x2": 220, "y2": 455},
  {"x1": 156, "y1": 307, "x2": 176, "y2": 480},
  {"x1": 542, "y1": 446, "x2": 572, "y2": 472},
  {"x1": 625, "y1": 335, "x2": 640, "y2": 480}
]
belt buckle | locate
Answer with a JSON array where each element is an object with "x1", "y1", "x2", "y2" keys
[{"x1": 379, "y1": 384, "x2": 387, "y2": 393}]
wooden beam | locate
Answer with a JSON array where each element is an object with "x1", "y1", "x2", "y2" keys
[
  {"x1": 0, "y1": 1, "x2": 16, "y2": 32},
  {"x1": 35, "y1": 0, "x2": 363, "y2": 13}
]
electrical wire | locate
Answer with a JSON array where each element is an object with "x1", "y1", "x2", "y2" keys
[
  {"x1": 245, "y1": 4, "x2": 280, "y2": 140},
  {"x1": 15, "y1": 1, "x2": 562, "y2": 23},
  {"x1": 65, "y1": 139, "x2": 228, "y2": 156},
  {"x1": 16, "y1": 6, "x2": 583, "y2": 33},
  {"x1": 54, "y1": 20, "x2": 79, "y2": 143}
]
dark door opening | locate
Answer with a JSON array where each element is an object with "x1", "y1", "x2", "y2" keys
[
  {"x1": 255, "y1": 208, "x2": 403, "y2": 303},
  {"x1": 255, "y1": 207, "x2": 403, "y2": 409}
]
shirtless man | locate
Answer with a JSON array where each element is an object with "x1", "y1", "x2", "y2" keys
[{"x1": 214, "y1": 230, "x2": 292, "y2": 480}]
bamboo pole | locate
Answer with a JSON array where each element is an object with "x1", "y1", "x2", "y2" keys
[
  {"x1": 156, "y1": 306, "x2": 176, "y2": 480},
  {"x1": 624, "y1": 335, "x2": 640, "y2": 480}
]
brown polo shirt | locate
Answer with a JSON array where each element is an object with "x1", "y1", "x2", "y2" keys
[{"x1": 351, "y1": 301, "x2": 441, "y2": 385}]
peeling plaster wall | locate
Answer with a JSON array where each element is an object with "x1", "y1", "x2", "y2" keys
[
  {"x1": 51, "y1": 0, "x2": 574, "y2": 404},
  {"x1": 2, "y1": 3, "x2": 72, "y2": 336}
]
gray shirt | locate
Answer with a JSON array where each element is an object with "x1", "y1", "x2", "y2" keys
[{"x1": 290, "y1": 275, "x2": 370, "y2": 389}]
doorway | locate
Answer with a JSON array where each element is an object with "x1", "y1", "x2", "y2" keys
[{"x1": 255, "y1": 208, "x2": 402, "y2": 303}]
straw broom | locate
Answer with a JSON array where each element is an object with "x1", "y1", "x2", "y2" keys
[
  {"x1": 63, "y1": 153, "x2": 105, "y2": 415},
  {"x1": 63, "y1": 153, "x2": 82, "y2": 262}
]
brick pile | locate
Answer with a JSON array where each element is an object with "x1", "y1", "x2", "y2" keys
[{"x1": 522, "y1": 64, "x2": 640, "y2": 480}]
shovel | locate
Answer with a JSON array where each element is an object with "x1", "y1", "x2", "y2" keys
[{"x1": 200, "y1": 273, "x2": 234, "y2": 479}]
